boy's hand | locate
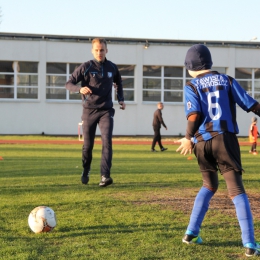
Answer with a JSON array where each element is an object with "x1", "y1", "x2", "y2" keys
[{"x1": 176, "y1": 137, "x2": 193, "y2": 155}]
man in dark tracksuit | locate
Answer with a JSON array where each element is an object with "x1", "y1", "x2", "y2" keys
[
  {"x1": 151, "y1": 102, "x2": 168, "y2": 152},
  {"x1": 66, "y1": 38, "x2": 125, "y2": 187}
]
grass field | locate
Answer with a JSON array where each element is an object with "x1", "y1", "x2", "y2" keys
[{"x1": 0, "y1": 136, "x2": 260, "y2": 260}]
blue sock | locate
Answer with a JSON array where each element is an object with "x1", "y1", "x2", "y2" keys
[
  {"x1": 232, "y1": 193, "x2": 255, "y2": 246},
  {"x1": 186, "y1": 187, "x2": 214, "y2": 235}
]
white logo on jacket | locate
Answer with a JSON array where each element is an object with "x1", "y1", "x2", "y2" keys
[
  {"x1": 107, "y1": 72, "x2": 112, "y2": 78},
  {"x1": 187, "y1": 101, "x2": 192, "y2": 110}
]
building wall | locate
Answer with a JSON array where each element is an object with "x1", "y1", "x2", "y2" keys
[{"x1": 0, "y1": 35, "x2": 260, "y2": 136}]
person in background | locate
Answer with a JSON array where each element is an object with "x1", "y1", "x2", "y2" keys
[
  {"x1": 151, "y1": 102, "x2": 168, "y2": 152},
  {"x1": 176, "y1": 44, "x2": 260, "y2": 257},
  {"x1": 66, "y1": 38, "x2": 125, "y2": 187},
  {"x1": 249, "y1": 117, "x2": 259, "y2": 155}
]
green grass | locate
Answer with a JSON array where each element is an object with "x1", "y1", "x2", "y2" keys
[{"x1": 0, "y1": 137, "x2": 260, "y2": 259}]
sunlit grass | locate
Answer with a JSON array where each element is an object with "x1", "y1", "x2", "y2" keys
[{"x1": 0, "y1": 138, "x2": 259, "y2": 259}]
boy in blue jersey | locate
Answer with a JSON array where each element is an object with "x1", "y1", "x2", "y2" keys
[{"x1": 177, "y1": 44, "x2": 260, "y2": 257}]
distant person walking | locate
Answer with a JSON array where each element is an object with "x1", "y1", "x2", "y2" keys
[
  {"x1": 249, "y1": 117, "x2": 259, "y2": 155},
  {"x1": 151, "y1": 102, "x2": 168, "y2": 152}
]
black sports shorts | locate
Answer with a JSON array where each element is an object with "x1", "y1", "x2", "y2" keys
[{"x1": 194, "y1": 132, "x2": 243, "y2": 174}]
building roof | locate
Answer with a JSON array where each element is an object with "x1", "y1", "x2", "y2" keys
[{"x1": 0, "y1": 32, "x2": 260, "y2": 49}]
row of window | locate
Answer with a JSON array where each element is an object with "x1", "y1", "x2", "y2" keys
[{"x1": 1, "y1": 61, "x2": 260, "y2": 102}]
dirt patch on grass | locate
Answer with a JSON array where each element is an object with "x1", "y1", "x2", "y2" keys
[{"x1": 128, "y1": 190, "x2": 260, "y2": 218}]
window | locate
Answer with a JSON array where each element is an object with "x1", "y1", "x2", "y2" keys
[
  {"x1": 0, "y1": 61, "x2": 38, "y2": 99},
  {"x1": 46, "y1": 63, "x2": 81, "y2": 100},
  {"x1": 143, "y1": 66, "x2": 183, "y2": 102},
  {"x1": 235, "y1": 68, "x2": 260, "y2": 102},
  {"x1": 47, "y1": 63, "x2": 134, "y2": 101},
  {"x1": 212, "y1": 67, "x2": 227, "y2": 74},
  {"x1": 116, "y1": 65, "x2": 135, "y2": 101}
]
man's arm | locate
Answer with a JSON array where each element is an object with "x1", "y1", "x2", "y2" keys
[
  {"x1": 65, "y1": 63, "x2": 86, "y2": 93},
  {"x1": 158, "y1": 110, "x2": 167, "y2": 129},
  {"x1": 114, "y1": 66, "x2": 126, "y2": 110}
]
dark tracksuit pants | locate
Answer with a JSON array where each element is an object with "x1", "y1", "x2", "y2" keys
[
  {"x1": 152, "y1": 127, "x2": 163, "y2": 150},
  {"x1": 82, "y1": 108, "x2": 115, "y2": 177}
]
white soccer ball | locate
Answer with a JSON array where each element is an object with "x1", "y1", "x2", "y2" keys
[{"x1": 28, "y1": 206, "x2": 57, "y2": 233}]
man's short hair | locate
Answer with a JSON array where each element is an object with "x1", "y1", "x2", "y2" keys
[{"x1": 92, "y1": 38, "x2": 107, "y2": 47}]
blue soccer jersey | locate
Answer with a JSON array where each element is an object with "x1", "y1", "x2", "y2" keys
[{"x1": 185, "y1": 71, "x2": 257, "y2": 143}]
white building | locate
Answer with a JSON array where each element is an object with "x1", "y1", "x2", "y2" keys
[{"x1": 1, "y1": 33, "x2": 260, "y2": 136}]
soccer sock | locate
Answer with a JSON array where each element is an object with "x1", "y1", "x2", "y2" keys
[
  {"x1": 186, "y1": 186, "x2": 214, "y2": 235},
  {"x1": 232, "y1": 193, "x2": 255, "y2": 246}
]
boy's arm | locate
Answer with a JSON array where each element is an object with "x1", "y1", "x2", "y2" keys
[
  {"x1": 250, "y1": 103, "x2": 260, "y2": 117},
  {"x1": 176, "y1": 113, "x2": 200, "y2": 155},
  {"x1": 185, "y1": 113, "x2": 200, "y2": 140},
  {"x1": 229, "y1": 77, "x2": 259, "y2": 112}
]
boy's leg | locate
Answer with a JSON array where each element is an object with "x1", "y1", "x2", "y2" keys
[
  {"x1": 186, "y1": 186, "x2": 215, "y2": 234},
  {"x1": 183, "y1": 140, "x2": 218, "y2": 243},
  {"x1": 223, "y1": 170, "x2": 255, "y2": 246},
  {"x1": 233, "y1": 193, "x2": 255, "y2": 246},
  {"x1": 184, "y1": 171, "x2": 218, "y2": 237},
  {"x1": 251, "y1": 143, "x2": 254, "y2": 152}
]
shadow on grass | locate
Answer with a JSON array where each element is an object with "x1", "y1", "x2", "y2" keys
[
  {"x1": 0, "y1": 222, "x2": 182, "y2": 241},
  {"x1": 1, "y1": 223, "x2": 242, "y2": 251},
  {"x1": 0, "y1": 180, "x2": 202, "y2": 196},
  {"x1": 55, "y1": 222, "x2": 181, "y2": 237}
]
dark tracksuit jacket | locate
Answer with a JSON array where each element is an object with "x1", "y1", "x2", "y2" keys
[
  {"x1": 65, "y1": 58, "x2": 124, "y2": 176},
  {"x1": 65, "y1": 58, "x2": 124, "y2": 108},
  {"x1": 153, "y1": 109, "x2": 167, "y2": 129}
]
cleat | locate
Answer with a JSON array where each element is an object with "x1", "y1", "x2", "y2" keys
[
  {"x1": 99, "y1": 176, "x2": 113, "y2": 187},
  {"x1": 245, "y1": 242, "x2": 260, "y2": 257},
  {"x1": 182, "y1": 230, "x2": 202, "y2": 245},
  {"x1": 151, "y1": 149, "x2": 158, "y2": 152},
  {"x1": 81, "y1": 169, "x2": 90, "y2": 184},
  {"x1": 161, "y1": 147, "x2": 168, "y2": 152}
]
